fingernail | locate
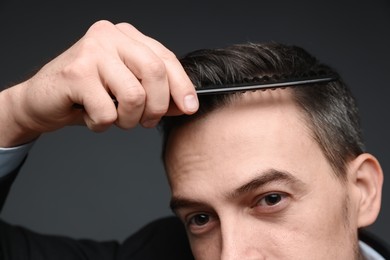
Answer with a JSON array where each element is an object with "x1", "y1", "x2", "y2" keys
[{"x1": 184, "y1": 94, "x2": 199, "y2": 112}]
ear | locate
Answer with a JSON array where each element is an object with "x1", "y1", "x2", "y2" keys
[{"x1": 349, "y1": 153, "x2": 383, "y2": 228}]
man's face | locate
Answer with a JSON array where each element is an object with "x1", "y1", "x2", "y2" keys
[{"x1": 165, "y1": 89, "x2": 361, "y2": 259}]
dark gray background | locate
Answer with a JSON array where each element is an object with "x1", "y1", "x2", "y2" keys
[{"x1": 1, "y1": 0, "x2": 389, "y2": 244}]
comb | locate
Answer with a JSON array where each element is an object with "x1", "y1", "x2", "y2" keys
[
  {"x1": 196, "y1": 74, "x2": 337, "y2": 95},
  {"x1": 72, "y1": 73, "x2": 337, "y2": 109}
]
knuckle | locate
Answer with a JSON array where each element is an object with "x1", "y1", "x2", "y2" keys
[
  {"x1": 62, "y1": 57, "x2": 93, "y2": 80},
  {"x1": 115, "y1": 22, "x2": 136, "y2": 32},
  {"x1": 62, "y1": 59, "x2": 90, "y2": 80},
  {"x1": 78, "y1": 36, "x2": 101, "y2": 52},
  {"x1": 76, "y1": 36, "x2": 105, "y2": 60},
  {"x1": 88, "y1": 114, "x2": 116, "y2": 132},
  {"x1": 160, "y1": 49, "x2": 177, "y2": 61},
  {"x1": 96, "y1": 114, "x2": 117, "y2": 126},
  {"x1": 120, "y1": 87, "x2": 146, "y2": 108},
  {"x1": 147, "y1": 106, "x2": 168, "y2": 118},
  {"x1": 61, "y1": 40, "x2": 101, "y2": 79},
  {"x1": 88, "y1": 20, "x2": 114, "y2": 34}
]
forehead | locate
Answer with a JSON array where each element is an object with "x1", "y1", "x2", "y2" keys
[
  {"x1": 166, "y1": 88, "x2": 307, "y2": 151},
  {"x1": 164, "y1": 89, "x2": 333, "y2": 190}
]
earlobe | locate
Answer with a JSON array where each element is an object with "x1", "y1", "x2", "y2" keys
[{"x1": 350, "y1": 153, "x2": 383, "y2": 228}]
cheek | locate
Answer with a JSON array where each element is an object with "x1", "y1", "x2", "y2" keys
[
  {"x1": 288, "y1": 191, "x2": 343, "y2": 235},
  {"x1": 273, "y1": 191, "x2": 357, "y2": 257}
]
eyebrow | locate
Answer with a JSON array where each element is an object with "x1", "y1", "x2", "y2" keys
[
  {"x1": 170, "y1": 169, "x2": 306, "y2": 213},
  {"x1": 226, "y1": 169, "x2": 306, "y2": 200},
  {"x1": 170, "y1": 197, "x2": 211, "y2": 214}
]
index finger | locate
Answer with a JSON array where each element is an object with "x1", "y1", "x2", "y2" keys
[{"x1": 115, "y1": 23, "x2": 199, "y2": 115}]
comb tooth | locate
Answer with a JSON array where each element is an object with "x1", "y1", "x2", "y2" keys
[
  {"x1": 250, "y1": 77, "x2": 258, "y2": 92},
  {"x1": 250, "y1": 76, "x2": 260, "y2": 82},
  {"x1": 257, "y1": 77, "x2": 267, "y2": 91},
  {"x1": 238, "y1": 79, "x2": 247, "y2": 93},
  {"x1": 262, "y1": 75, "x2": 270, "y2": 82}
]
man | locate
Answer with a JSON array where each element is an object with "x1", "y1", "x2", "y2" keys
[
  {"x1": 160, "y1": 43, "x2": 388, "y2": 259},
  {"x1": 0, "y1": 20, "x2": 388, "y2": 259}
]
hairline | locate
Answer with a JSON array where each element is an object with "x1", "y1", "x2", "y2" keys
[{"x1": 161, "y1": 86, "x2": 350, "y2": 183}]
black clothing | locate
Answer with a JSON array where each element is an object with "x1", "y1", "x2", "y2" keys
[
  {"x1": 0, "y1": 162, "x2": 194, "y2": 260},
  {"x1": 1, "y1": 161, "x2": 389, "y2": 259}
]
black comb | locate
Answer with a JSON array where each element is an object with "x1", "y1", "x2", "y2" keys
[
  {"x1": 72, "y1": 73, "x2": 337, "y2": 109},
  {"x1": 196, "y1": 73, "x2": 337, "y2": 95}
]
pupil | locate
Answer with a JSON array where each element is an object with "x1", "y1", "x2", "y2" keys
[
  {"x1": 265, "y1": 194, "x2": 281, "y2": 205},
  {"x1": 194, "y1": 214, "x2": 209, "y2": 225}
]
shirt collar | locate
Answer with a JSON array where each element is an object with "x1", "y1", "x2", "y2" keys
[{"x1": 359, "y1": 240, "x2": 385, "y2": 260}]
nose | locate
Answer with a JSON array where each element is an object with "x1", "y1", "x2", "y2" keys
[{"x1": 219, "y1": 217, "x2": 266, "y2": 260}]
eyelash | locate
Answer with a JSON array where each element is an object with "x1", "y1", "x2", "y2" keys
[
  {"x1": 252, "y1": 192, "x2": 290, "y2": 213},
  {"x1": 185, "y1": 212, "x2": 217, "y2": 235},
  {"x1": 184, "y1": 192, "x2": 289, "y2": 235}
]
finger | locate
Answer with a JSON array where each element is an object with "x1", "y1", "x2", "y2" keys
[
  {"x1": 81, "y1": 21, "x2": 169, "y2": 129},
  {"x1": 71, "y1": 79, "x2": 118, "y2": 132},
  {"x1": 114, "y1": 24, "x2": 171, "y2": 127},
  {"x1": 115, "y1": 23, "x2": 199, "y2": 115},
  {"x1": 163, "y1": 56, "x2": 199, "y2": 114},
  {"x1": 59, "y1": 46, "x2": 118, "y2": 131},
  {"x1": 121, "y1": 52, "x2": 169, "y2": 127},
  {"x1": 98, "y1": 57, "x2": 146, "y2": 129},
  {"x1": 137, "y1": 58, "x2": 169, "y2": 127}
]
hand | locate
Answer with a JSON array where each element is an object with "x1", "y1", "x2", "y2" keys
[{"x1": 0, "y1": 20, "x2": 198, "y2": 147}]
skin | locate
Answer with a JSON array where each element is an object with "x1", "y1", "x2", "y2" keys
[
  {"x1": 0, "y1": 20, "x2": 198, "y2": 147},
  {"x1": 165, "y1": 89, "x2": 383, "y2": 259},
  {"x1": 0, "y1": 20, "x2": 383, "y2": 259}
]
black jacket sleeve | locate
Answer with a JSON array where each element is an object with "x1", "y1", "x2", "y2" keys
[{"x1": 0, "y1": 159, "x2": 194, "y2": 260}]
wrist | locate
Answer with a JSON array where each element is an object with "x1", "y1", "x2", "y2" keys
[{"x1": 0, "y1": 83, "x2": 41, "y2": 147}]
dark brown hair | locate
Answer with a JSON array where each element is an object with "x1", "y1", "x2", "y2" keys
[{"x1": 159, "y1": 42, "x2": 365, "y2": 180}]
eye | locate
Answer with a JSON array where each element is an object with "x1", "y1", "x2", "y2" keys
[
  {"x1": 185, "y1": 213, "x2": 216, "y2": 235},
  {"x1": 260, "y1": 193, "x2": 284, "y2": 206},
  {"x1": 190, "y1": 213, "x2": 210, "y2": 226},
  {"x1": 253, "y1": 192, "x2": 289, "y2": 213},
  {"x1": 190, "y1": 214, "x2": 210, "y2": 226}
]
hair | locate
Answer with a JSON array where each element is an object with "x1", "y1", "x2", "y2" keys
[{"x1": 159, "y1": 42, "x2": 365, "y2": 180}]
